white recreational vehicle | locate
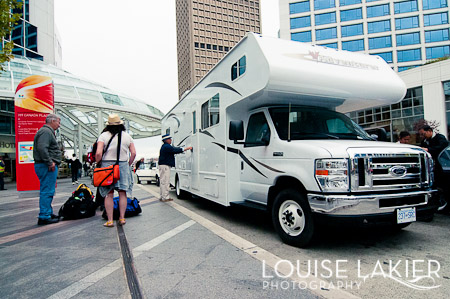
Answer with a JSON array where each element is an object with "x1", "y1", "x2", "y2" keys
[{"x1": 162, "y1": 33, "x2": 438, "y2": 247}]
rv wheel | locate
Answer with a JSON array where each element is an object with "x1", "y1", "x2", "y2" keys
[
  {"x1": 272, "y1": 189, "x2": 314, "y2": 247},
  {"x1": 175, "y1": 176, "x2": 190, "y2": 199}
]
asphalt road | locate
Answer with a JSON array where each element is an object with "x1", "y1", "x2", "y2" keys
[{"x1": 140, "y1": 182, "x2": 450, "y2": 299}]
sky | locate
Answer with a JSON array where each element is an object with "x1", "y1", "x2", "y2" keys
[{"x1": 54, "y1": 0, "x2": 280, "y2": 158}]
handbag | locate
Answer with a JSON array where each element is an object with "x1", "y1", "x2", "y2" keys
[{"x1": 93, "y1": 131, "x2": 122, "y2": 187}]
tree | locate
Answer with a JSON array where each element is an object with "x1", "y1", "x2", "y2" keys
[{"x1": 0, "y1": 0, "x2": 23, "y2": 72}]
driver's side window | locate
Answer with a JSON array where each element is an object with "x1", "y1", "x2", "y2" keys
[{"x1": 245, "y1": 112, "x2": 270, "y2": 147}]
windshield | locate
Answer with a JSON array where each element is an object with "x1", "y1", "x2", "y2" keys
[{"x1": 269, "y1": 106, "x2": 372, "y2": 140}]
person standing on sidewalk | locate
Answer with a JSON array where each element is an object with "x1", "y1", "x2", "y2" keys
[
  {"x1": 0, "y1": 156, "x2": 6, "y2": 190},
  {"x1": 68, "y1": 154, "x2": 82, "y2": 185},
  {"x1": 96, "y1": 114, "x2": 136, "y2": 227},
  {"x1": 158, "y1": 134, "x2": 192, "y2": 202},
  {"x1": 419, "y1": 125, "x2": 449, "y2": 212},
  {"x1": 33, "y1": 114, "x2": 62, "y2": 225}
]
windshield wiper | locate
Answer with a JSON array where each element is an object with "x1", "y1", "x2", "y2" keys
[{"x1": 293, "y1": 132, "x2": 340, "y2": 139}]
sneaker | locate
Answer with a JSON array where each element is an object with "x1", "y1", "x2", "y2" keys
[
  {"x1": 72, "y1": 182, "x2": 75, "y2": 185},
  {"x1": 159, "y1": 198, "x2": 173, "y2": 202},
  {"x1": 76, "y1": 181, "x2": 79, "y2": 184},
  {"x1": 37, "y1": 218, "x2": 59, "y2": 225}
]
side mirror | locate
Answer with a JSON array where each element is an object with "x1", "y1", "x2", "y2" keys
[{"x1": 229, "y1": 120, "x2": 244, "y2": 141}]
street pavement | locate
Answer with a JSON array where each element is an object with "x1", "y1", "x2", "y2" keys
[{"x1": 0, "y1": 176, "x2": 324, "y2": 299}]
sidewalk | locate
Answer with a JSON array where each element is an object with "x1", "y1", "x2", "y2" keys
[{"x1": 0, "y1": 177, "x2": 317, "y2": 299}]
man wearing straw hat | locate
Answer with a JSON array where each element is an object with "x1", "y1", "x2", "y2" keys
[{"x1": 158, "y1": 134, "x2": 192, "y2": 202}]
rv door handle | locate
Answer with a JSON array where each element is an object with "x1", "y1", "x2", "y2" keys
[{"x1": 241, "y1": 161, "x2": 244, "y2": 170}]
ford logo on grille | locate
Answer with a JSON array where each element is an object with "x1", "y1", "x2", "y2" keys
[{"x1": 389, "y1": 166, "x2": 407, "y2": 177}]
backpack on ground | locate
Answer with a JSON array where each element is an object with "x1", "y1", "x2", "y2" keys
[
  {"x1": 59, "y1": 184, "x2": 97, "y2": 220},
  {"x1": 102, "y1": 197, "x2": 142, "y2": 220}
]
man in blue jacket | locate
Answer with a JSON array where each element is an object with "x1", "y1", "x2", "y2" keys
[{"x1": 158, "y1": 134, "x2": 192, "y2": 202}]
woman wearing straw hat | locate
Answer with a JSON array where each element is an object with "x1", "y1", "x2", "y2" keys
[{"x1": 96, "y1": 114, "x2": 136, "y2": 227}]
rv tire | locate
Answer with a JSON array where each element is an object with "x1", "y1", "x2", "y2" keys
[
  {"x1": 272, "y1": 188, "x2": 314, "y2": 248},
  {"x1": 175, "y1": 176, "x2": 190, "y2": 199}
]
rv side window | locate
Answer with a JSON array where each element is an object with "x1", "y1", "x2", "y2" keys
[
  {"x1": 201, "y1": 93, "x2": 220, "y2": 129},
  {"x1": 231, "y1": 55, "x2": 246, "y2": 80},
  {"x1": 245, "y1": 112, "x2": 270, "y2": 147},
  {"x1": 193, "y1": 111, "x2": 197, "y2": 134}
]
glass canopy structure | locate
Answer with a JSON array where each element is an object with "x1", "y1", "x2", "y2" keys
[{"x1": 0, "y1": 55, "x2": 164, "y2": 157}]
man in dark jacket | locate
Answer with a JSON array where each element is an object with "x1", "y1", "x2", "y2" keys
[
  {"x1": 68, "y1": 154, "x2": 82, "y2": 185},
  {"x1": 158, "y1": 134, "x2": 192, "y2": 202},
  {"x1": 419, "y1": 125, "x2": 449, "y2": 212},
  {"x1": 33, "y1": 114, "x2": 62, "y2": 225}
]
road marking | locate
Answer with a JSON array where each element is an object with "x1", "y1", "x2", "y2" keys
[
  {"x1": 46, "y1": 220, "x2": 195, "y2": 299},
  {"x1": 0, "y1": 220, "x2": 73, "y2": 245},
  {"x1": 137, "y1": 184, "x2": 359, "y2": 299},
  {"x1": 0, "y1": 203, "x2": 63, "y2": 220}
]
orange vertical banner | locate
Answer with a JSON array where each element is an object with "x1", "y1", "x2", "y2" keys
[{"x1": 14, "y1": 75, "x2": 54, "y2": 191}]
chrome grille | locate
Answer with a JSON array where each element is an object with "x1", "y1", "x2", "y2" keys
[{"x1": 350, "y1": 153, "x2": 429, "y2": 192}]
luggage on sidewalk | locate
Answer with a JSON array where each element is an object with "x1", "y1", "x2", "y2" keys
[
  {"x1": 59, "y1": 184, "x2": 97, "y2": 220},
  {"x1": 102, "y1": 197, "x2": 142, "y2": 220}
]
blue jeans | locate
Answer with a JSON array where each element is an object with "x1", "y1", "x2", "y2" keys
[{"x1": 34, "y1": 163, "x2": 58, "y2": 219}]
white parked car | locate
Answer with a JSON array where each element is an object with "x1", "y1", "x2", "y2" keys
[{"x1": 136, "y1": 161, "x2": 160, "y2": 186}]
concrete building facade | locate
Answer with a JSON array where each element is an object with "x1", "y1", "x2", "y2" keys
[{"x1": 175, "y1": 0, "x2": 261, "y2": 98}]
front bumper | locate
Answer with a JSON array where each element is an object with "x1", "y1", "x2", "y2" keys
[{"x1": 307, "y1": 189, "x2": 438, "y2": 215}]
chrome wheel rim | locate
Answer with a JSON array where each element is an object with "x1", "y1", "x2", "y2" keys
[{"x1": 278, "y1": 200, "x2": 305, "y2": 236}]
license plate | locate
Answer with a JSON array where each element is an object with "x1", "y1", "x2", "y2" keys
[{"x1": 397, "y1": 207, "x2": 416, "y2": 224}]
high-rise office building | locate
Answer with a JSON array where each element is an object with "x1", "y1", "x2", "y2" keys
[
  {"x1": 2, "y1": 0, "x2": 61, "y2": 67},
  {"x1": 279, "y1": 0, "x2": 450, "y2": 72},
  {"x1": 175, "y1": 0, "x2": 261, "y2": 98}
]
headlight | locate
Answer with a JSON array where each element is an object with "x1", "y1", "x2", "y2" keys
[
  {"x1": 427, "y1": 152, "x2": 434, "y2": 186},
  {"x1": 315, "y1": 159, "x2": 349, "y2": 192}
]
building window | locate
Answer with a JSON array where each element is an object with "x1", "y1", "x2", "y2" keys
[
  {"x1": 342, "y1": 39, "x2": 365, "y2": 51},
  {"x1": 231, "y1": 55, "x2": 246, "y2": 81},
  {"x1": 396, "y1": 32, "x2": 421, "y2": 46},
  {"x1": 444, "y1": 81, "x2": 450, "y2": 135},
  {"x1": 394, "y1": 0, "x2": 418, "y2": 14},
  {"x1": 315, "y1": 12, "x2": 336, "y2": 26},
  {"x1": 372, "y1": 51, "x2": 393, "y2": 63},
  {"x1": 422, "y1": 0, "x2": 448, "y2": 10},
  {"x1": 320, "y1": 42, "x2": 338, "y2": 48},
  {"x1": 314, "y1": 0, "x2": 335, "y2": 10},
  {"x1": 350, "y1": 87, "x2": 423, "y2": 143},
  {"x1": 426, "y1": 45, "x2": 450, "y2": 59},
  {"x1": 316, "y1": 27, "x2": 337, "y2": 40},
  {"x1": 425, "y1": 28, "x2": 450, "y2": 43},
  {"x1": 398, "y1": 65, "x2": 420, "y2": 72},
  {"x1": 341, "y1": 23, "x2": 363, "y2": 37},
  {"x1": 340, "y1": 8, "x2": 362, "y2": 22},
  {"x1": 101, "y1": 92, "x2": 123, "y2": 106},
  {"x1": 201, "y1": 93, "x2": 220, "y2": 129},
  {"x1": 0, "y1": 115, "x2": 13, "y2": 134},
  {"x1": 291, "y1": 31, "x2": 312, "y2": 42},
  {"x1": 424, "y1": 12, "x2": 448, "y2": 26},
  {"x1": 395, "y1": 16, "x2": 419, "y2": 30},
  {"x1": 367, "y1": 4, "x2": 390, "y2": 18},
  {"x1": 289, "y1": 1, "x2": 310, "y2": 14},
  {"x1": 291, "y1": 16, "x2": 311, "y2": 29},
  {"x1": 397, "y1": 48, "x2": 422, "y2": 62},
  {"x1": 368, "y1": 20, "x2": 391, "y2": 33},
  {"x1": 340, "y1": 0, "x2": 361, "y2": 5},
  {"x1": 369, "y1": 36, "x2": 392, "y2": 49}
]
